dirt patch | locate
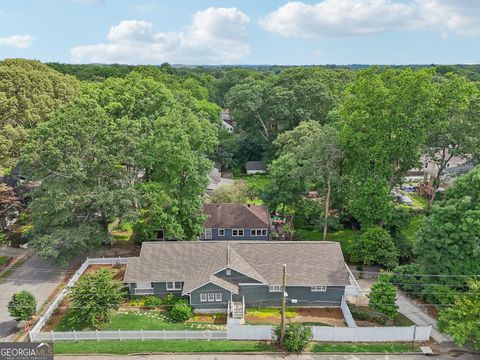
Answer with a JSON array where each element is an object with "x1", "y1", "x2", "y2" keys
[
  {"x1": 83, "y1": 264, "x2": 125, "y2": 280},
  {"x1": 189, "y1": 314, "x2": 227, "y2": 325},
  {"x1": 42, "y1": 297, "x2": 71, "y2": 331},
  {"x1": 246, "y1": 307, "x2": 346, "y2": 327}
]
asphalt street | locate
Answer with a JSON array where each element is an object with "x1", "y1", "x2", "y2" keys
[{"x1": 0, "y1": 254, "x2": 68, "y2": 341}]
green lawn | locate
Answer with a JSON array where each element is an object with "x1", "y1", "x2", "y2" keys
[
  {"x1": 402, "y1": 215, "x2": 424, "y2": 243},
  {"x1": 54, "y1": 340, "x2": 276, "y2": 354},
  {"x1": 55, "y1": 310, "x2": 224, "y2": 331},
  {"x1": 408, "y1": 194, "x2": 429, "y2": 210},
  {"x1": 311, "y1": 342, "x2": 417, "y2": 353},
  {"x1": 0, "y1": 256, "x2": 8, "y2": 267},
  {"x1": 246, "y1": 307, "x2": 296, "y2": 319},
  {"x1": 234, "y1": 174, "x2": 272, "y2": 192},
  {"x1": 296, "y1": 228, "x2": 358, "y2": 260}
]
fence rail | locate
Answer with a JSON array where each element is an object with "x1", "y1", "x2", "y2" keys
[
  {"x1": 311, "y1": 325, "x2": 431, "y2": 342},
  {"x1": 341, "y1": 296, "x2": 357, "y2": 328},
  {"x1": 32, "y1": 330, "x2": 227, "y2": 342},
  {"x1": 29, "y1": 257, "x2": 128, "y2": 341}
]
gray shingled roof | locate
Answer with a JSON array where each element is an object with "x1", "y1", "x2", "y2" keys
[
  {"x1": 204, "y1": 204, "x2": 270, "y2": 228},
  {"x1": 124, "y1": 241, "x2": 351, "y2": 295}
]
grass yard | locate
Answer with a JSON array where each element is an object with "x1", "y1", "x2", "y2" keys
[
  {"x1": 234, "y1": 174, "x2": 272, "y2": 192},
  {"x1": 53, "y1": 340, "x2": 276, "y2": 354},
  {"x1": 408, "y1": 194, "x2": 429, "y2": 210},
  {"x1": 311, "y1": 342, "x2": 417, "y2": 353},
  {"x1": 55, "y1": 310, "x2": 225, "y2": 331},
  {"x1": 0, "y1": 256, "x2": 8, "y2": 267},
  {"x1": 296, "y1": 228, "x2": 358, "y2": 261},
  {"x1": 402, "y1": 215, "x2": 424, "y2": 243}
]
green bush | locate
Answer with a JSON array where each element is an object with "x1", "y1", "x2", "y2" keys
[
  {"x1": 162, "y1": 294, "x2": 182, "y2": 306},
  {"x1": 369, "y1": 275, "x2": 398, "y2": 319},
  {"x1": 143, "y1": 296, "x2": 162, "y2": 307},
  {"x1": 351, "y1": 226, "x2": 398, "y2": 269},
  {"x1": 168, "y1": 302, "x2": 193, "y2": 322},
  {"x1": 8, "y1": 291, "x2": 36, "y2": 321},
  {"x1": 274, "y1": 323, "x2": 312, "y2": 353},
  {"x1": 349, "y1": 306, "x2": 388, "y2": 325}
]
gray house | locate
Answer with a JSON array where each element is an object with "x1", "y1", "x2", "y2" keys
[
  {"x1": 201, "y1": 204, "x2": 271, "y2": 241},
  {"x1": 246, "y1": 161, "x2": 266, "y2": 174},
  {"x1": 124, "y1": 241, "x2": 359, "y2": 313}
]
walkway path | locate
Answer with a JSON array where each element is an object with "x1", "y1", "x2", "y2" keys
[{"x1": 0, "y1": 253, "x2": 68, "y2": 341}]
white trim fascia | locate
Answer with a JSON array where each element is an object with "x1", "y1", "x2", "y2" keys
[
  {"x1": 212, "y1": 266, "x2": 267, "y2": 285},
  {"x1": 185, "y1": 280, "x2": 238, "y2": 295}
]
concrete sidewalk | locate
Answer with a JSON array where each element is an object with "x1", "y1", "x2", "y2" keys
[{"x1": 396, "y1": 291, "x2": 452, "y2": 344}]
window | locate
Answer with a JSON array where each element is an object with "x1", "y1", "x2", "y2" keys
[
  {"x1": 166, "y1": 282, "x2": 182, "y2": 291},
  {"x1": 208, "y1": 293, "x2": 215, "y2": 302},
  {"x1": 204, "y1": 228, "x2": 212, "y2": 239},
  {"x1": 136, "y1": 282, "x2": 152, "y2": 289},
  {"x1": 226, "y1": 269, "x2": 231, "y2": 275},
  {"x1": 232, "y1": 229, "x2": 244, "y2": 236},
  {"x1": 215, "y1": 293, "x2": 222, "y2": 301},
  {"x1": 311, "y1": 285, "x2": 327, "y2": 292},
  {"x1": 218, "y1": 229, "x2": 225, "y2": 236},
  {"x1": 269, "y1": 285, "x2": 282, "y2": 292},
  {"x1": 200, "y1": 293, "x2": 207, "y2": 302},
  {"x1": 251, "y1": 229, "x2": 268, "y2": 236},
  {"x1": 261, "y1": 229, "x2": 267, "y2": 236}
]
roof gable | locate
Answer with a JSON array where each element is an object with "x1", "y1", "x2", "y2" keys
[{"x1": 204, "y1": 203, "x2": 270, "y2": 228}]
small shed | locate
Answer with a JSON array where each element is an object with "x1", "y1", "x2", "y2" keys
[{"x1": 246, "y1": 161, "x2": 266, "y2": 174}]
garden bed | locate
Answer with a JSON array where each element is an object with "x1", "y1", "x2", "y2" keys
[
  {"x1": 349, "y1": 306, "x2": 414, "y2": 327},
  {"x1": 245, "y1": 307, "x2": 345, "y2": 327}
]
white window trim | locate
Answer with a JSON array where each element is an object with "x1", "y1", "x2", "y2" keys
[
  {"x1": 207, "y1": 293, "x2": 215, "y2": 302},
  {"x1": 232, "y1": 229, "x2": 244, "y2": 236},
  {"x1": 136, "y1": 282, "x2": 153, "y2": 290},
  {"x1": 218, "y1": 229, "x2": 225, "y2": 236},
  {"x1": 261, "y1": 229, "x2": 267, "y2": 236},
  {"x1": 269, "y1": 285, "x2": 282, "y2": 293},
  {"x1": 215, "y1": 293, "x2": 222, "y2": 301},
  {"x1": 226, "y1": 269, "x2": 231, "y2": 275},
  {"x1": 204, "y1": 228, "x2": 212, "y2": 239},
  {"x1": 311, "y1": 285, "x2": 327, "y2": 292},
  {"x1": 166, "y1": 282, "x2": 182, "y2": 291},
  {"x1": 200, "y1": 293, "x2": 207, "y2": 302}
]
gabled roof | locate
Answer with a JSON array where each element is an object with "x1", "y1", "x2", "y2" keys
[
  {"x1": 246, "y1": 161, "x2": 266, "y2": 171},
  {"x1": 204, "y1": 203, "x2": 270, "y2": 228},
  {"x1": 124, "y1": 241, "x2": 351, "y2": 295}
]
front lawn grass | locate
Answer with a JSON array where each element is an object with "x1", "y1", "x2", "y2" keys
[
  {"x1": 55, "y1": 310, "x2": 225, "y2": 331},
  {"x1": 53, "y1": 340, "x2": 276, "y2": 354},
  {"x1": 402, "y1": 215, "x2": 424, "y2": 243},
  {"x1": 234, "y1": 174, "x2": 271, "y2": 192},
  {"x1": 311, "y1": 342, "x2": 417, "y2": 353},
  {"x1": 246, "y1": 307, "x2": 296, "y2": 319}
]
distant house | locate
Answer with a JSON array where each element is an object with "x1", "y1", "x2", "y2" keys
[
  {"x1": 206, "y1": 162, "x2": 234, "y2": 193},
  {"x1": 221, "y1": 109, "x2": 234, "y2": 133},
  {"x1": 245, "y1": 161, "x2": 266, "y2": 174},
  {"x1": 124, "y1": 241, "x2": 359, "y2": 312},
  {"x1": 201, "y1": 203, "x2": 270, "y2": 241}
]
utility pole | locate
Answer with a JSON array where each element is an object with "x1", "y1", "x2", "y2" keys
[{"x1": 280, "y1": 263, "x2": 287, "y2": 350}]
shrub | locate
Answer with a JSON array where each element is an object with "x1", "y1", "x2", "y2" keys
[
  {"x1": 351, "y1": 226, "x2": 399, "y2": 269},
  {"x1": 143, "y1": 296, "x2": 162, "y2": 307},
  {"x1": 8, "y1": 291, "x2": 36, "y2": 321},
  {"x1": 162, "y1": 294, "x2": 181, "y2": 307},
  {"x1": 274, "y1": 322, "x2": 312, "y2": 353},
  {"x1": 168, "y1": 302, "x2": 193, "y2": 322},
  {"x1": 369, "y1": 275, "x2": 398, "y2": 319},
  {"x1": 392, "y1": 263, "x2": 424, "y2": 295}
]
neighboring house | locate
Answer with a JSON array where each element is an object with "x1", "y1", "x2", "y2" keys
[
  {"x1": 201, "y1": 203, "x2": 270, "y2": 241},
  {"x1": 207, "y1": 162, "x2": 234, "y2": 193},
  {"x1": 221, "y1": 109, "x2": 234, "y2": 133},
  {"x1": 245, "y1": 161, "x2": 266, "y2": 175},
  {"x1": 124, "y1": 241, "x2": 359, "y2": 312}
]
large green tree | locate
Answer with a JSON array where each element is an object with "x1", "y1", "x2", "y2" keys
[
  {"x1": 424, "y1": 73, "x2": 480, "y2": 206},
  {"x1": 0, "y1": 59, "x2": 77, "y2": 173},
  {"x1": 21, "y1": 97, "x2": 137, "y2": 263},
  {"x1": 339, "y1": 67, "x2": 436, "y2": 226},
  {"x1": 414, "y1": 165, "x2": 480, "y2": 277}
]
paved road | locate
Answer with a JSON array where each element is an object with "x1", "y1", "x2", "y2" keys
[
  {"x1": 0, "y1": 254, "x2": 68, "y2": 341},
  {"x1": 55, "y1": 353, "x2": 480, "y2": 360}
]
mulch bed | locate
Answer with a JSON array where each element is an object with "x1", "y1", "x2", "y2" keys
[{"x1": 246, "y1": 307, "x2": 346, "y2": 327}]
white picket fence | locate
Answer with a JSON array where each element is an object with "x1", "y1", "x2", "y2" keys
[
  {"x1": 29, "y1": 257, "x2": 128, "y2": 342},
  {"x1": 33, "y1": 330, "x2": 227, "y2": 342}
]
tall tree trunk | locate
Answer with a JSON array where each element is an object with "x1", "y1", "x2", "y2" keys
[
  {"x1": 428, "y1": 149, "x2": 452, "y2": 208},
  {"x1": 323, "y1": 174, "x2": 332, "y2": 241}
]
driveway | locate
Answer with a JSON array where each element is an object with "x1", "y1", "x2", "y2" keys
[{"x1": 0, "y1": 253, "x2": 68, "y2": 340}]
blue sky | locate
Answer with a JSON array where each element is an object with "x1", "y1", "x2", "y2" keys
[{"x1": 0, "y1": 0, "x2": 479, "y2": 65}]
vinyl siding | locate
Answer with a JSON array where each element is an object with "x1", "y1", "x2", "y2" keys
[
  {"x1": 235, "y1": 285, "x2": 345, "y2": 307},
  {"x1": 190, "y1": 283, "x2": 231, "y2": 310},
  {"x1": 203, "y1": 228, "x2": 270, "y2": 241},
  {"x1": 129, "y1": 282, "x2": 183, "y2": 297}
]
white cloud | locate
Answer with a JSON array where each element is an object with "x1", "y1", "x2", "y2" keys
[
  {"x1": 71, "y1": 7, "x2": 250, "y2": 64},
  {"x1": 0, "y1": 34, "x2": 36, "y2": 48},
  {"x1": 260, "y1": 0, "x2": 480, "y2": 38},
  {"x1": 135, "y1": 3, "x2": 159, "y2": 12}
]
